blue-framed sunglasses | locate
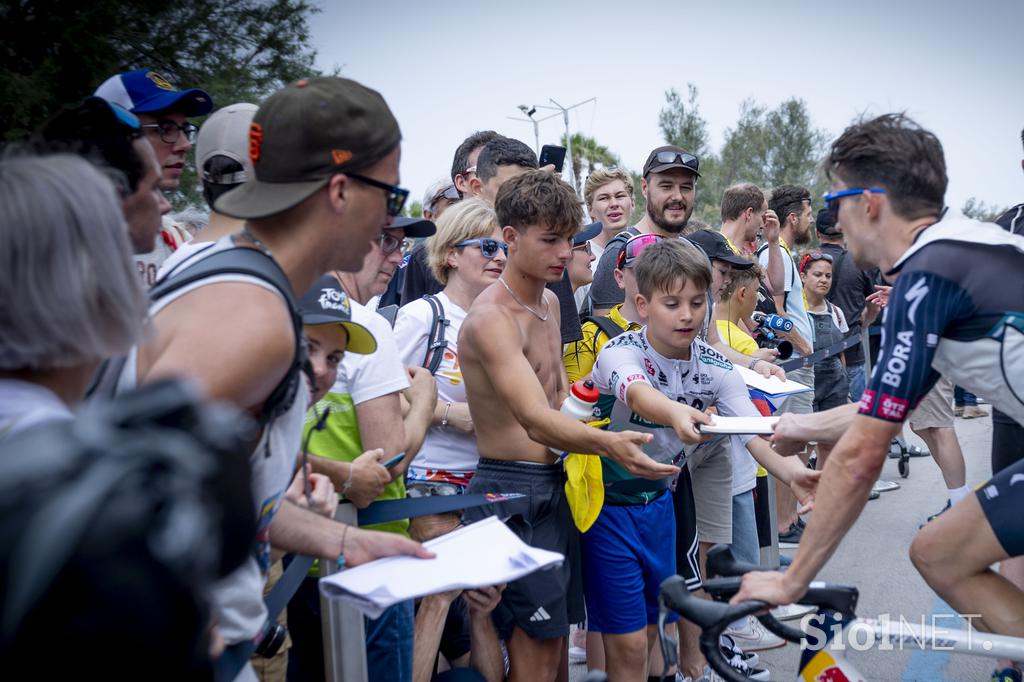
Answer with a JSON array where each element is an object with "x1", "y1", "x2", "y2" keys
[
  {"x1": 823, "y1": 188, "x2": 886, "y2": 220},
  {"x1": 454, "y1": 238, "x2": 508, "y2": 259}
]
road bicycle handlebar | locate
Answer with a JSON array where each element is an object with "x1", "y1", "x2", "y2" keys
[{"x1": 659, "y1": 575, "x2": 768, "y2": 682}]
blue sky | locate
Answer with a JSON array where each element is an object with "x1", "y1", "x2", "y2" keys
[{"x1": 310, "y1": 0, "x2": 1024, "y2": 214}]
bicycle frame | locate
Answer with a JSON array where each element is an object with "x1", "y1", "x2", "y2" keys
[{"x1": 798, "y1": 613, "x2": 1024, "y2": 682}]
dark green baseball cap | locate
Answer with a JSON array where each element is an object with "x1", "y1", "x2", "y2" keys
[{"x1": 216, "y1": 76, "x2": 401, "y2": 219}]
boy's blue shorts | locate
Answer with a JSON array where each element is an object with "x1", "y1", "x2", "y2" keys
[{"x1": 580, "y1": 490, "x2": 679, "y2": 634}]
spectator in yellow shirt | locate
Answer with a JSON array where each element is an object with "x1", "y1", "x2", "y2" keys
[{"x1": 713, "y1": 261, "x2": 778, "y2": 363}]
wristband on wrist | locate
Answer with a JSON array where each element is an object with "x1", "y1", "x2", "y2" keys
[
  {"x1": 340, "y1": 463, "x2": 354, "y2": 498},
  {"x1": 748, "y1": 358, "x2": 761, "y2": 370},
  {"x1": 336, "y1": 524, "x2": 350, "y2": 569}
]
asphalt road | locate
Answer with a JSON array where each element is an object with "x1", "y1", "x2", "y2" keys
[{"x1": 571, "y1": 412, "x2": 1003, "y2": 681}]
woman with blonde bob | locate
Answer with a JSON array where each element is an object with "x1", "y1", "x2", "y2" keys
[
  {"x1": 394, "y1": 198, "x2": 507, "y2": 505},
  {"x1": 0, "y1": 153, "x2": 147, "y2": 434}
]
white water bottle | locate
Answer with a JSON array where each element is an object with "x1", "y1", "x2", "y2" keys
[{"x1": 550, "y1": 379, "x2": 600, "y2": 455}]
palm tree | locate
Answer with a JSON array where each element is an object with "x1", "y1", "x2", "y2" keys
[{"x1": 561, "y1": 133, "x2": 620, "y2": 197}]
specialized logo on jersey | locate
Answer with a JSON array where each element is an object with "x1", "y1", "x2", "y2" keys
[{"x1": 904, "y1": 277, "x2": 928, "y2": 325}]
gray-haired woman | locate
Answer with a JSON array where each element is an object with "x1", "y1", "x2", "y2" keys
[{"x1": 0, "y1": 153, "x2": 146, "y2": 435}]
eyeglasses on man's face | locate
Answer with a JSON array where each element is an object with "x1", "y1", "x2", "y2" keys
[
  {"x1": 141, "y1": 120, "x2": 198, "y2": 145},
  {"x1": 378, "y1": 232, "x2": 410, "y2": 255}
]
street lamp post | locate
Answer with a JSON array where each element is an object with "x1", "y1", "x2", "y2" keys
[{"x1": 506, "y1": 105, "x2": 559, "y2": 155}]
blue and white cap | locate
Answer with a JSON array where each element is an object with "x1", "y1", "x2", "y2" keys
[{"x1": 94, "y1": 69, "x2": 213, "y2": 116}]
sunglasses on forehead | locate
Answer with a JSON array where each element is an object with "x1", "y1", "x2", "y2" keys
[
  {"x1": 454, "y1": 237, "x2": 508, "y2": 259},
  {"x1": 650, "y1": 151, "x2": 700, "y2": 174},
  {"x1": 617, "y1": 233, "x2": 664, "y2": 269},
  {"x1": 799, "y1": 251, "x2": 834, "y2": 273}
]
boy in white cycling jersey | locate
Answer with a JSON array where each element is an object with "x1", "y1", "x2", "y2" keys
[{"x1": 588, "y1": 238, "x2": 820, "y2": 682}]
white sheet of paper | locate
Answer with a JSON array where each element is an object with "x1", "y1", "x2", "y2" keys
[
  {"x1": 736, "y1": 365, "x2": 813, "y2": 397},
  {"x1": 319, "y1": 515, "x2": 564, "y2": 618},
  {"x1": 700, "y1": 415, "x2": 780, "y2": 435}
]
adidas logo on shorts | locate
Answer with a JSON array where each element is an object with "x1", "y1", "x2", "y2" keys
[{"x1": 529, "y1": 607, "x2": 551, "y2": 622}]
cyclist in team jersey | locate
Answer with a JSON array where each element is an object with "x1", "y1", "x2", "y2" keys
[{"x1": 733, "y1": 115, "x2": 1024, "y2": 658}]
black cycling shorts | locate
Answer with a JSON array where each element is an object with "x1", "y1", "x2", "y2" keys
[{"x1": 976, "y1": 456, "x2": 1024, "y2": 557}]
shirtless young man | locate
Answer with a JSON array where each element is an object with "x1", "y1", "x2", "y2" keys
[{"x1": 459, "y1": 170, "x2": 705, "y2": 682}]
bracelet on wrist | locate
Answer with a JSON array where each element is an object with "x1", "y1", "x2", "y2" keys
[
  {"x1": 336, "y1": 524, "x2": 350, "y2": 569},
  {"x1": 748, "y1": 358, "x2": 761, "y2": 370},
  {"x1": 340, "y1": 463, "x2": 354, "y2": 498}
]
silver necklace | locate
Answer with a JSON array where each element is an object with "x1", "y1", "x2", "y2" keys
[
  {"x1": 497, "y1": 277, "x2": 549, "y2": 321},
  {"x1": 235, "y1": 226, "x2": 273, "y2": 258}
]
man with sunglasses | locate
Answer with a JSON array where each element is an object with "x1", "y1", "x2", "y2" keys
[
  {"x1": 114, "y1": 77, "x2": 432, "y2": 680},
  {"x1": 734, "y1": 115, "x2": 1024, "y2": 667}
]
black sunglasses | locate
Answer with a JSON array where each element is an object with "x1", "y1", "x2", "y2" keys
[
  {"x1": 141, "y1": 120, "x2": 198, "y2": 145},
  {"x1": 652, "y1": 151, "x2": 699, "y2": 173},
  {"x1": 454, "y1": 238, "x2": 508, "y2": 259},
  {"x1": 347, "y1": 173, "x2": 410, "y2": 217}
]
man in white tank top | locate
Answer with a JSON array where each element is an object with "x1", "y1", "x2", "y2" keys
[{"x1": 116, "y1": 77, "x2": 431, "y2": 680}]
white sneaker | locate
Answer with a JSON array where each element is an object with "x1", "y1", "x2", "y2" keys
[
  {"x1": 567, "y1": 645, "x2": 586, "y2": 663},
  {"x1": 720, "y1": 633, "x2": 759, "y2": 667},
  {"x1": 771, "y1": 602, "x2": 816, "y2": 621},
  {"x1": 724, "y1": 615, "x2": 786, "y2": 651}
]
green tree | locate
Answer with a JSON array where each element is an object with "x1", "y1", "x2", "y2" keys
[
  {"x1": 561, "y1": 132, "x2": 619, "y2": 197},
  {"x1": 718, "y1": 98, "x2": 829, "y2": 210},
  {"x1": 658, "y1": 84, "x2": 711, "y2": 158},
  {"x1": 406, "y1": 200, "x2": 423, "y2": 219},
  {"x1": 961, "y1": 197, "x2": 1007, "y2": 222},
  {"x1": 1, "y1": 0, "x2": 322, "y2": 208},
  {"x1": 657, "y1": 85, "x2": 719, "y2": 224}
]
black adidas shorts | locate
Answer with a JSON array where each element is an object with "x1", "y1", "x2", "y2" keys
[
  {"x1": 976, "y1": 456, "x2": 1024, "y2": 558},
  {"x1": 672, "y1": 466, "x2": 702, "y2": 590},
  {"x1": 462, "y1": 458, "x2": 585, "y2": 640}
]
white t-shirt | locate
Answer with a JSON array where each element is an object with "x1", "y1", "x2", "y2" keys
[
  {"x1": 136, "y1": 217, "x2": 191, "y2": 287},
  {"x1": 757, "y1": 244, "x2": 814, "y2": 355},
  {"x1": 335, "y1": 300, "x2": 409, "y2": 405},
  {"x1": 0, "y1": 379, "x2": 72, "y2": 438},
  {"x1": 117, "y1": 236, "x2": 306, "y2": 646},
  {"x1": 393, "y1": 292, "x2": 478, "y2": 475}
]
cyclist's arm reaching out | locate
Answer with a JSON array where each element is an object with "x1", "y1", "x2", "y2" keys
[
  {"x1": 733, "y1": 415, "x2": 899, "y2": 606},
  {"x1": 735, "y1": 268, "x2": 972, "y2": 606}
]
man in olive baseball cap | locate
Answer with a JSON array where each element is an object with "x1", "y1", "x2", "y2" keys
[
  {"x1": 216, "y1": 76, "x2": 407, "y2": 222},
  {"x1": 218, "y1": 76, "x2": 408, "y2": 274}
]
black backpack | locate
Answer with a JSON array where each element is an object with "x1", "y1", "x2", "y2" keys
[
  {"x1": 582, "y1": 314, "x2": 627, "y2": 353},
  {"x1": 88, "y1": 245, "x2": 308, "y2": 426}
]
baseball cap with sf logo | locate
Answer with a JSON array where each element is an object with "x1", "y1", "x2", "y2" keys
[{"x1": 216, "y1": 77, "x2": 402, "y2": 220}]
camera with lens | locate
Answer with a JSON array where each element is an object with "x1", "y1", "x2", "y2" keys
[{"x1": 752, "y1": 312, "x2": 794, "y2": 360}]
